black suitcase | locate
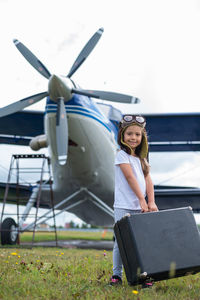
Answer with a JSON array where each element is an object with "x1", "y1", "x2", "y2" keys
[{"x1": 114, "y1": 207, "x2": 200, "y2": 285}]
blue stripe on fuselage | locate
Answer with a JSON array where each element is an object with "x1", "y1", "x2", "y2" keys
[{"x1": 45, "y1": 94, "x2": 118, "y2": 140}]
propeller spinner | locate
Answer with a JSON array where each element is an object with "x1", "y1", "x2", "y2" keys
[{"x1": 0, "y1": 28, "x2": 140, "y2": 164}]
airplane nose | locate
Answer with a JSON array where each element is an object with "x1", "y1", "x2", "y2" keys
[
  {"x1": 48, "y1": 74, "x2": 73, "y2": 101},
  {"x1": 49, "y1": 74, "x2": 58, "y2": 85}
]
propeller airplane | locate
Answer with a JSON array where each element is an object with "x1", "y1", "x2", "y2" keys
[{"x1": 1, "y1": 27, "x2": 200, "y2": 245}]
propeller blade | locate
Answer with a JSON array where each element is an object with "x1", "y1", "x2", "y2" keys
[
  {"x1": 67, "y1": 28, "x2": 104, "y2": 78},
  {"x1": 71, "y1": 88, "x2": 140, "y2": 104},
  {"x1": 13, "y1": 39, "x2": 51, "y2": 79},
  {"x1": 0, "y1": 92, "x2": 48, "y2": 118},
  {"x1": 56, "y1": 98, "x2": 68, "y2": 165}
]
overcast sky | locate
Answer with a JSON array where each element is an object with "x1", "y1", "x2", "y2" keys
[
  {"x1": 0, "y1": 0, "x2": 200, "y2": 114},
  {"x1": 1, "y1": 0, "x2": 200, "y2": 224}
]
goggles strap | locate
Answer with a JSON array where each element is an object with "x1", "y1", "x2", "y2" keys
[
  {"x1": 121, "y1": 139, "x2": 134, "y2": 156},
  {"x1": 121, "y1": 121, "x2": 145, "y2": 129}
]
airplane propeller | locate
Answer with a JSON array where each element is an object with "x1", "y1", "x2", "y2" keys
[
  {"x1": 56, "y1": 98, "x2": 68, "y2": 164},
  {"x1": 0, "y1": 28, "x2": 140, "y2": 164},
  {"x1": 71, "y1": 88, "x2": 139, "y2": 104},
  {"x1": 67, "y1": 28, "x2": 104, "y2": 78},
  {"x1": 13, "y1": 39, "x2": 51, "y2": 79},
  {"x1": 0, "y1": 92, "x2": 48, "y2": 118}
]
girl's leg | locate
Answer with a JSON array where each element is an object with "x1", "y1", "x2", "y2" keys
[
  {"x1": 112, "y1": 209, "x2": 141, "y2": 279},
  {"x1": 113, "y1": 235, "x2": 123, "y2": 278}
]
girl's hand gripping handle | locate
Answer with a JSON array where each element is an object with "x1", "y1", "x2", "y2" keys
[{"x1": 139, "y1": 198, "x2": 149, "y2": 213}]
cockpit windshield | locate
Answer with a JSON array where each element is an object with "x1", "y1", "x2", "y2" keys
[{"x1": 96, "y1": 102, "x2": 122, "y2": 122}]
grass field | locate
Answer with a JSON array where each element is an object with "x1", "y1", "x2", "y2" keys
[
  {"x1": 0, "y1": 247, "x2": 200, "y2": 300},
  {"x1": 1, "y1": 231, "x2": 200, "y2": 299},
  {"x1": 19, "y1": 230, "x2": 113, "y2": 243}
]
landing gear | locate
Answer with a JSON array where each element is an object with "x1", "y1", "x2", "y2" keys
[{"x1": 1, "y1": 218, "x2": 18, "y2": 245}]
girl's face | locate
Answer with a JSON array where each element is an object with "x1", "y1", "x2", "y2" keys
[{"x1": 123, "y1": 125, "x2": 142, "y2": 153}]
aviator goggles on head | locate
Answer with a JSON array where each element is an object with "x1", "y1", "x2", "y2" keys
[{"x1": 120, "y1": 115, "x2": 146, "y2": 128}]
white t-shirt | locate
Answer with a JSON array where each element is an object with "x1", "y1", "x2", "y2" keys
[{"x1": 114, "y1": 150, "x2": 146, "y2": 210}]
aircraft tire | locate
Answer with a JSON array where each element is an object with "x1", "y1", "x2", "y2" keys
[{"x1": 1, "y1": 218, "x2": 18, "y2": 245}]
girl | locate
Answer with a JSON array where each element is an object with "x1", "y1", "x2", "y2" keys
[{"x1": 110, "y1": 114, "x2": 158, "y2": 287}]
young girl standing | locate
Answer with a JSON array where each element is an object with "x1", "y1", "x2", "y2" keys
[{"x1": 110, "y1": 115, "x2": 158, "y2": 287}]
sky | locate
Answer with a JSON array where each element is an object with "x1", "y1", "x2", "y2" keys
[
  {"x1": 1, "y1": 0, "x2": 200, "y2": 114},
  {"x1": 1, "y1": 0, "x2": 200, "y2": 225}
]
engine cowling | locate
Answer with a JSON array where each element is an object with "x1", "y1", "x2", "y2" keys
[{"x1": 29, "y1": 134, "x2": 48, "y2": 151}]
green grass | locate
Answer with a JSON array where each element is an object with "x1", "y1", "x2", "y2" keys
[
  {"x1": 0, "y1": 247, "x2": 199, "y2": 299},
  {"x1": 19, "y1": 230, "x2": 113, "y2": 243}
]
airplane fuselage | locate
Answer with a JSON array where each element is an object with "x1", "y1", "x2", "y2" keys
[{"x1": 44, "y1": 94, "x2": 119, "y2": 226}]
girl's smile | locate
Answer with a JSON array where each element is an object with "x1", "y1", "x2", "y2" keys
[{"x1": 123, "y1": 125, "x2": 142, "y2": 153}]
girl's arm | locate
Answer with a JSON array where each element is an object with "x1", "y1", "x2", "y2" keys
[
  {"x1": 120, "y1": 164, "x2": 148, "y2": 212},
  {"x1": 145, "y1": 173, "x2": 158, "y2": 211}
]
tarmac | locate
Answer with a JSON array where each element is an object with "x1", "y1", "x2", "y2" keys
[{"x1": 21, "y1": 239, "x2": 114, "y2": 250}]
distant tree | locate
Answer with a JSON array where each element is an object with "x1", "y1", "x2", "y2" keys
[
  {"x1": 90, "y1": 224, "x2": 101, "y2": 229},
  {"x1": 69, "y1": 221, "x2": 76, "y2": 228},
  {"x1": 81, "y1": 223, "x2": 89, "y2": 229}
]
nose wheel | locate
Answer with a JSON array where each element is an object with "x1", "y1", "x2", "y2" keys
[{"x1": 1, "y1": 218, "x2": 18, "y2": 245}]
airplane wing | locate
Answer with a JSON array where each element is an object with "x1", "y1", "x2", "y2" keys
[
  {"x1": 0, "y1": 109, "x2": 200, "y2": 151},
  {"x1": 154, "y1": 185, "x2": 200, "y2": 213},
  {"x1": 145, "y1": 112, "x2": 200, "y2": 152},
  {"x1": 0, "y1": 182, "x2": 52, "y2": 209},
  {"x1": 0, "y1": 182, "x2": 31, "y2": 204},
  {"x1": 0, "y1": 110, "x2": 44, "y2": 146}
]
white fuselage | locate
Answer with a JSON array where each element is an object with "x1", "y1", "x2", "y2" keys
[{"x1": 44, "y1": 96, "x2": 119, "y2": 226}]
